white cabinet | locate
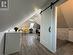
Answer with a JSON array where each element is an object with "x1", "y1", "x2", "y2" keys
[{"x1": 5, "y1": 33, "x2": 20, "y2": 55}]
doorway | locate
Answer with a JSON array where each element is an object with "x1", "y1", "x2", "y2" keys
[
  {"x1": 56, "y1": 0, "x2": 73, "y2": 52},
  {"x1": 57, "y1": 6, "x2": 69, "y2": 49}
]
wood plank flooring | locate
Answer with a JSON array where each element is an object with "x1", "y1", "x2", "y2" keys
[
  {"x1": 9, "y1": 34, "x2": 73, "y2": 55},
  {"x1": 9, "y1": 34, "x2": 53, "y2": 55},
  {"x1": 57, "y1": 39, "x2": 69, "y2": 49}
]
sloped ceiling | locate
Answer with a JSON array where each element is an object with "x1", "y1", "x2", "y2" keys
[
  {"x1": 59, "y1": 0, "x2": 73, "y2": 28},
  {"x1": 31, "y1": 14, "x2": 41, "y2": 25},
  {"x1": 0, "y1": 0, "x2": 50, "y2": 32},
  {"x1": 57, "y1": 7, "x2": 68, "y2": 28}
]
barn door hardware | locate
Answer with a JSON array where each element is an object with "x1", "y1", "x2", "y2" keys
[{"x1": 40, "y1": 0, "x2": 59, "y2": 14}]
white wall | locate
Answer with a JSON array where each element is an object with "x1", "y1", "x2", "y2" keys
[
  {"x1": 57, "y1": 28, "x2": 73, "y2": 42},
  {"x1": 0, "y1": 32, "x2": 4, "y2": 55},
  {"x1": 57, "y1": 28, "x2": 69, "y2": 40}
]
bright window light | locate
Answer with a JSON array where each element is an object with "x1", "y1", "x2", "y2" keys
[{"x1": 29, "y1": 23, "x2": 34, "y2": 29}]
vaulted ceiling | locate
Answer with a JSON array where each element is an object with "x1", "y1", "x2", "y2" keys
[
  {"x1": 57, "y1": 0, "x2": 73, "y2": 28},
  {"x1": 0, "y1": 0, "x2": 50, "y2": 32}
]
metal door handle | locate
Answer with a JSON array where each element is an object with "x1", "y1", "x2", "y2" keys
[{"x1": 49, "y1": 27, "x2": 51, "y2": 32}]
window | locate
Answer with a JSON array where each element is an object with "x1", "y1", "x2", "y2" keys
[
  {"x1": 0, "y1": 0, "x2": 8, "y2": 9},
  {"x1": 29, "y1": 23, "x2": 34, "y2": 29}
]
